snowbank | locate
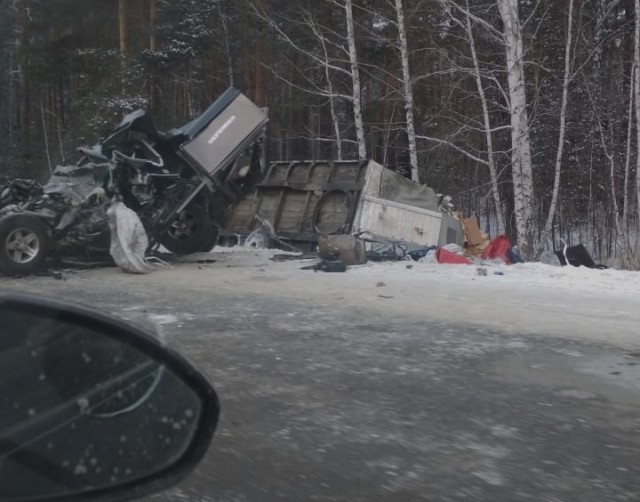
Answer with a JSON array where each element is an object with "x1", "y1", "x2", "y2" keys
[
  {"x1": 195, "y1": 247, "x2": 640, "y2": 348},
  {"x1": 348, "y1": 260, "x2": 640, "y2": 296}
]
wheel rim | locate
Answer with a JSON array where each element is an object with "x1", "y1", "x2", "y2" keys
[
  {"x1": 167, "y1": 211, "x2": 199, "y2": 241},
  {"x1": 6, "y1": 227, "x2": 40, "y2": 264}
]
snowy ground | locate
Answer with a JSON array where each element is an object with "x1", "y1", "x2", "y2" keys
[
  {"x1": 166, "y1": 247, "x2": 640, "y2": 349},
  {"x1": 2, "y1": 246, "x2": 639, "y2": 349}
]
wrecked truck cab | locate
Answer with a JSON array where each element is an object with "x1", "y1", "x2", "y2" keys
[{"x1": 0, "y1": 88, "x2": 269, "y2": 276}]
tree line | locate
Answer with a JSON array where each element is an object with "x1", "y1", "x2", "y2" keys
[{"x1": 1, "y1": 0, "x2": 639, "y2": 263}]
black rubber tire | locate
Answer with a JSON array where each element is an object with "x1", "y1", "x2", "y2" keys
[
  {"x1": 0, "y1": 214, "x2": 51, "y2": 276},
  {"x1": 197, "y1": 224, "x2": 219, "y2": 252},
  {"x1": 159, "y1": 204, "x2": 214, "y2": 255}
]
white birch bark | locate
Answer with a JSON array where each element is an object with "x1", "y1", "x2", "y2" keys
[
  {"x1": 623, "y1": 64, "x2": 634, "y2": 234},
  {"x1": 591, "y1": 94, "x2": 622, "y2": 238},
  {"x1": 218, "y1": 4, "x2": 234, "y2": 87},
  {"x1": 463, "y1": 0, "x2": 504, "y2": 234},
  {"x1": 497, "y1": 0, "x2": 535, "y2": 258},
  {"x1": 345, "y1": 0, "x2": 367, "y2": 160},
  {"x1": 394, "y1": 0, "x2": 419, "y2": 181},
  {"x1": 540, "y1": 0, "x2": 574, "y2": 249},
  {"x1": 319, "y1": 27, "x2": 343, "y2": 160}
]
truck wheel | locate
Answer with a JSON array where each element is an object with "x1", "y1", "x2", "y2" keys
[
  {"x1": 160, "y1": 204, "x2": 214, "y2": 255},
  {"x1": 0, "y1": 214, "x2": 51, "y2": 276},
  {"x1": 197, "y1": 224, "x2": 219, "y2": 252}
]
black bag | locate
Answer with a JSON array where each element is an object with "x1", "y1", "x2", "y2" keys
[{"x1": 555, "y1": 244, "x2": 608, "y2": 269}]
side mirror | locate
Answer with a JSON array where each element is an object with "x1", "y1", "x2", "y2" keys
[{"x1": 0, "y1": 293, "x2": 220, "y2": 502}]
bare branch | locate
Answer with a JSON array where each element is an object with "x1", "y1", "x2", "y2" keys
[{"x1": 415, "y1": 134, "x2": 489, "y2": 165}]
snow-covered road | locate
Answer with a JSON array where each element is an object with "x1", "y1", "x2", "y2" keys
[{"x1": 172, "y1": 248, "x2": 640, "y2": 349}]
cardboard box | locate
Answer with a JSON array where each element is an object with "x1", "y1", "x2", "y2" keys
[{"x1": 463, "y1": 216, "x2": 485, "y2": 246}]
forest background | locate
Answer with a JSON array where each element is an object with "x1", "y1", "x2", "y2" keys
[{"x1": 2, "y1": 0, "x2": 640, "y2": 264}]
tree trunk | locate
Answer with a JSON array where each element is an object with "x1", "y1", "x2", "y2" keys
[
  {"x1": 7, "y1": 39, "x2": 15, "y2": 145},
  {"x1": 219, "y1": 3, "x2": 234, "y2": 87},
  {"x1": 149, "y1": 0, "x2": 160, "y2": 109},
  {"x1": 254, "y1": 0, "x2": 269, "y2": 108},
  {"x1": 464, "y1": 0, "x2": 505, "y2": 234},
  {"x1": 118, "y1": 0, "x2": 128, "y2": 54},
  {"x1": 149, "y1": 0, "x2": 157, "y2": 51},
  {"x1": 635, "y1": 0, "x2": 640, "y2": 243},
  {"x1": 394, "y1": 0, "x2": 419, "y2": 181},
  {"x1": 540, "y1": 0, "x2": 574, "y2": 252},
  {"x1": 623, "y1": 64, "x2": 634, "y2": 235},
  {"x1": 320, "y1": 31, "x2": 343, "y2": 160},
  {"x1": 118, "y1": 0, "x2": 128, "y2": 95},
  {"x1": 497, "y1": 0, "x2": 535, "y2": 258},
  {"x1": 17, "y1": 0, "x2": 31, "y2": 152},
  {"x1": 344, "y1": 0, "x2": 367, "y2": 160}
]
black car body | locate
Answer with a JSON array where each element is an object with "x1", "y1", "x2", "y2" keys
[{"x1": 0, "y1": 88, "x2": 268, "y2": 275}]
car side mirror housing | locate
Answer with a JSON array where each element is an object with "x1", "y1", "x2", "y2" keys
[{"x1": 0, "y1": 293, "x2": 220, "y2": 502}]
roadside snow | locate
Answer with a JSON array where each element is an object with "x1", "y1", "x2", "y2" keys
[
  {"x1": 348, "y1": 260, "x2": 640, "y2": 296},
  {"x1": 194, "y1": 247, "x2": 640, "y2": 348},
  {"x1": 204, "y1": 246, "x2": 640, "y2": 297}
]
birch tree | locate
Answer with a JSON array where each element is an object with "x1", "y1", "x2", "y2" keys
[
  {"x1": 394, "y1": 0, "x2": 419, "y2": 181},
  {"x1": 497, "y1": 0, "x2": 535, "y2": 258},
  {"x1": 318, "y1": 21, "x2": 344, "y2": 160},
  {"x1": 460, "y1": 0, "x2": 505, "y2": 234},
  {"x1": 433, "y1": 0, "x2": 530, "y2": 244},
  {"x1": 345, "y1": 0, "x2": 367, "y2": 160},
  {"x1": 254, "y1": 2, "x2": 363, "y2": 159}
]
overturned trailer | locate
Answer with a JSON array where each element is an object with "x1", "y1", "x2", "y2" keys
[{"x1": 222, "y1": 159, "x2": 463, "y2": 250}]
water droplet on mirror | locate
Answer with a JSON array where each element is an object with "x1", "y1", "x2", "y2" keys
[{"x1": 77, "y1": 397, "x2": 89, "y2": 411}]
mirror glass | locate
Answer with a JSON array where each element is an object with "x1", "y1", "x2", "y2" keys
[{"x1": 0, "y1": 306, "x2": 202, "y2": 501}]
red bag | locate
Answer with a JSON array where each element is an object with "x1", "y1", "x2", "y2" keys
[
  {"x1": 481, "y1": 235, "x2": 511, "y2": 264},
  {"x1": 436, "y1": 248, "x2": 472, "y2": 265}
]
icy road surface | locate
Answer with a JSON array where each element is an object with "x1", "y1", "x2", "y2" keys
[{"x1": 1, "y1": 249, "x2": 639, "y2": 501}]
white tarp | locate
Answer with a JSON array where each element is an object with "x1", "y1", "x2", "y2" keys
[{"x1": 107, "y1": 202, "x2": 153, "y2": 274}]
